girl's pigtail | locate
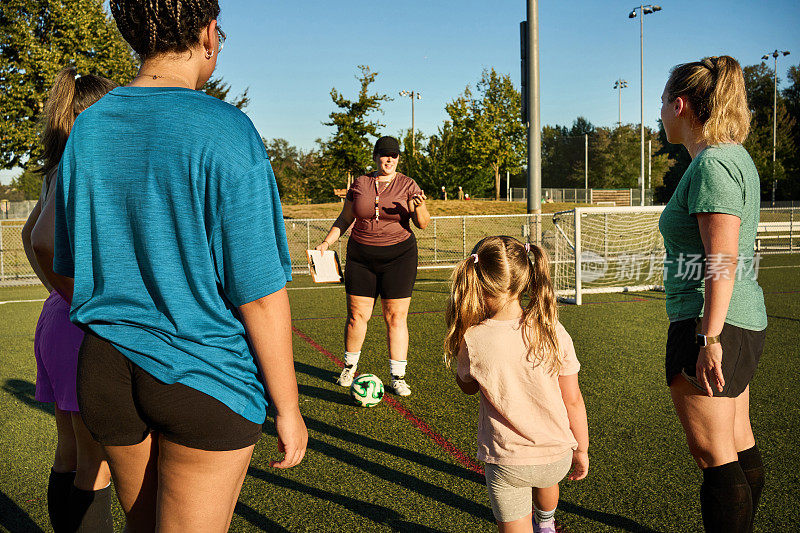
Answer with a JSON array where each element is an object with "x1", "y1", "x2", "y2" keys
[
  {"x1": 444, "y1": 254, "x2": 485, "y2": 367},
  {"x1": 522, "y1": 244, "x2": 562, "y2": 374}
]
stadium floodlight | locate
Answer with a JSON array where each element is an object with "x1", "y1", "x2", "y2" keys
[
  {"x1": 628, "y1": 4, "x2": 662, "y2": 206},
  {"x1": 613, "y1": 79, "x2": 628, "y2": 127},
  {"x1": 761, "y1": 49, "x2": 791, "y2": 205},
  {"x1": 399, "y1": 90, "x2": 422, "y2": 155}
]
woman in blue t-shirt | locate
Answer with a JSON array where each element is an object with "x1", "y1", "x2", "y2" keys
[
  {"x1": 658, "y1": 56, "x2": 767, "y2": 532},
  {"x1": 53, "y1": 1, "x2": 308, "y2": 530}
]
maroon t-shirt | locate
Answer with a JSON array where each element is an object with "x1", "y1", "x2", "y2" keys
[{"x1": 346, "y1": 172, "x2": 423, "y2": 246}]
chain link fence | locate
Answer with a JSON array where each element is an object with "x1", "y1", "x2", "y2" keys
[
  {"x1": 0, "y1": 221, "x2": 38, "y2": 285},
  {"x1": 2, "y1": 209, "x2": 798, "y2": 287},
  {"x1": 510, "y1": 188, "x2": 654, "y2": 206}
]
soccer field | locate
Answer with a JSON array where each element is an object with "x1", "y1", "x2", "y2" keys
[{"x1": 1, "y1": 255, "x2": 799, "y2": 532}]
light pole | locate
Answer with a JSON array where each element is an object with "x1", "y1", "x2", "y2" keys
[
  {"x1": 761, "y1": 49, "x2": 790, "y2": 206},
  {"x1": 399, "y1": 90, "x2": 422, "y2": 154},
  {"x1": 629, "y1": 4, "x2": 661, "y2": 206},
  {"x1": 523, "y1": 0, "x2": 541, "y2": 217},
  {"x1": 613, "y1": 79, "x2": 628, "y2": 127}
]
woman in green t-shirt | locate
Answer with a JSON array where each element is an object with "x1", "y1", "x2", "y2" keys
[{"x1": 658, "y1": 56, "x2": 767, "y2": 532}]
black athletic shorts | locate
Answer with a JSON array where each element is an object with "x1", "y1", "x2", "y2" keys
[
  {"x1": 77, "y1": 331, "x2": 262, "y2": 451},
  {"x1": 665, "y1": 317, "x2": 766, "y2": 397},
  {"x1": 345, "y1": 234, "x2": 418, "y2": 299}
]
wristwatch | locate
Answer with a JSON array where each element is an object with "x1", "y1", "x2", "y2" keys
[{"x1": 696, "y1": 334, "x2": 721, "y2": 347}]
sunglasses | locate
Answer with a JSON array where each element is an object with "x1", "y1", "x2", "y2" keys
[{"x1": 216, "y1": 26, "x2": 226, "y2": 52}]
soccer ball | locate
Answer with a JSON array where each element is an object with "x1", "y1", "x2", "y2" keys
[{"x1": 350, "y1": 374, "x2": 384, "y2": 407}]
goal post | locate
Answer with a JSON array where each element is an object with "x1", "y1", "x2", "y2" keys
[{"x1": 553, "y1": 206, "x2": 666, "y2": 305}]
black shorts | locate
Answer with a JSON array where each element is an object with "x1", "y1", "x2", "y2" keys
[
  {"x1": 77, "y1": 332, "x2": 262, "y2": 451},
  {"x1": 665, "y1": 318, "x2": 766, "y2": 397},
  {"x1": 345, "y1": 234, "x2": 418, "y2": 299}
]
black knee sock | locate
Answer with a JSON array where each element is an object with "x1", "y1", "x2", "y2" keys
[
  {"x1": 700, "y1": 461, "x2": 752, "y2": 533},
  {"x1": 738, "y1": 445, "x2": 765, "y2": 528},
  {"x1": 48, "y1": 469, "x2": 76, "y2": 533},
  {"x1": 69, "y1": 484, "x2": 114, "y2": 533}
]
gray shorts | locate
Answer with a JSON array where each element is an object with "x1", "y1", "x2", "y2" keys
[{"x1": 484, "y1": 453, "x2": 573, "y2": 523}]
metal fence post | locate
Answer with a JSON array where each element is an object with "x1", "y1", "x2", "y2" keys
[
  {"x1": 434, "y1": 219, "x2": 438, "y2": 263},
  {"x1": 574, "y1": 209, "x2": 582, "y2": 305},
  {"x1": 306, "y1": 221, "x2": 311, "y2": 274},
  {"x1": 791, "y1": 208, "x2": 795, "y2": 252},
  {"x1": 0, "y1": 226, "x2": 4, "y2": 281},
  {"x1": 462, "y1": 216, "x2": 467, "y2": 258}
]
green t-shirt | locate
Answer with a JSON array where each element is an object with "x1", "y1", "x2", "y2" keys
[{"x1": 658, "y1": 144, "x2": 767, "y2": 331}]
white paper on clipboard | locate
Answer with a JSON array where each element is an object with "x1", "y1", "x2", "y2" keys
[{"x1": 306, "y1": 250, "x2": 343, "y2": 283}]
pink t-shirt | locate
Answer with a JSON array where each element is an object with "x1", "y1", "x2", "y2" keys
[
  {"x1": 346, "y1": 173, "x2": 423, "y2": 246},
  {"x1": 457, "y1": 319, "x2": 580, "y2": 465}
]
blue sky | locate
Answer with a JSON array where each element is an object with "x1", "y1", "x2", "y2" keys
[{"x1": 3, "y1": 0, "x2": 799, "y2": 184}]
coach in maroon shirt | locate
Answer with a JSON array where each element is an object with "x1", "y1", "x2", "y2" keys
[{"x1": 317, "y1": 136, "x2": 430, "y2": 396}]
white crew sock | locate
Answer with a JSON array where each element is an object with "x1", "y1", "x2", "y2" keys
[
  {"x1": 534, "y1": 504, "x2": 556, "y2": 524},
  {"x1": 389, "y1": 359, "x2": 407, "y2": 378},
  {"x1": 344, "y1": 351, "x2": 361, "y2": 367}
]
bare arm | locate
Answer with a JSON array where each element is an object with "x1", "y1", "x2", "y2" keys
[
  {"x1": 695, "y1": 212, "x2": 740, "y2": 396},
  {"x1": 22, "y1": 199, "x2": 54, "y2": 292},
  {"x1": 409, "y1": 192, "x2": 430, "y2": 230},
  {"x1": 316, "y1": 199, "x2": 355, "y2": 251},
  {"x1": 238, "y1": 288, "x2": 307, "y2": 468},
  {"x1": 31, "y1": 182, "x2": 74, "y2": 302},
  {"x1": 559, "y1": 373, "x2": 589, "y2": 480}
]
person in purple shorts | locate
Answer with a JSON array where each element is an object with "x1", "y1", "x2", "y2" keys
[{"x1": 22, "y1": 66, "x2": 116, "y2": 532}]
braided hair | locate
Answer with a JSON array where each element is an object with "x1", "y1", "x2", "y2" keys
[{"x1": 110, "y1": 0, "x2": 220, "y2": 59}]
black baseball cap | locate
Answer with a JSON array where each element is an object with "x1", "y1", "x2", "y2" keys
[{"x1": 373, "y1": 136, "x2": 401, "y2": 157}]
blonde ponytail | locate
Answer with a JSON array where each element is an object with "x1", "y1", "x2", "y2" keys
[
  {"x1": 521, "y1": 244, "x2": 561, "y2": 374},
  {"x1": 665, "y1": 55, "x2": 750, "y2": 144},
  {"x1": 41, "y1": 67, "x2": 78, "y2": 178},
  {"x1": 444, "y1": 256, "x2": 487, "y2": 367},
  {"x1": 704, "y1": 56, "x2": 750, "y2": 144},
  {"x1": 40, "y1": 66, "x2": 117, "y2": 178}
]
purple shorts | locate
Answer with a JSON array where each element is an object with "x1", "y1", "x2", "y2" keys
[{"x1": 34, "y1": 291, "x2": 85, "y2": 412}]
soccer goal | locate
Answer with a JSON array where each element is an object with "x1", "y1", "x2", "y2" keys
[{"x1": 552, "y1": 206, "x2": 666, "y2": 305}]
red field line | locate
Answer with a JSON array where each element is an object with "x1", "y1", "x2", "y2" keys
[{"x1": 291, "y1": 324, "x2": 485, "y2": 476}]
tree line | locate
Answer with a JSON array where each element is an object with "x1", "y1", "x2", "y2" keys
[
  {"x1": 263, "y1": 61, "x2": 800, "y2": 205},
  {"x1": 2, "y1": 1, "x2": 798, "y2": 204}
]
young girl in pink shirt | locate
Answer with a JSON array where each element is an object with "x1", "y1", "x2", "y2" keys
[{"x1": 445, "y1": 236, "x2": 589, "y2": 533}]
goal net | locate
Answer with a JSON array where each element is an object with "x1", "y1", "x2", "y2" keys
[{"x1": 552, "y1": 206, "x2": 666, "y2": 304}]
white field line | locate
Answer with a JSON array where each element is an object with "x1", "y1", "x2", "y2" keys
[
  {"x1": 0, "y1": 281, "x2": 452, "y2": 304},
  {"x1": 1, "y1": 264, "x2": 797, "y2": 304},
  {"x1": 0, "y1": 298, "x2": 46, "y2": 305},
  {"x1": 287, "y1": 280, "x2": 449, "y2": 291}
]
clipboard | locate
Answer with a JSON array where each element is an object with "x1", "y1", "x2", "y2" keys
[{"x1": 306, "y1": 249, "x2": 344, "y2": 283}]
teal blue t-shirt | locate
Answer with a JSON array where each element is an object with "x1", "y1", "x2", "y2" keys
[
  {"x1": 54, "y1": 86, "x2": 292, "y2": 424},
  {"x1": 658, "y1": 144, "x2": 766, "y2": 331}
]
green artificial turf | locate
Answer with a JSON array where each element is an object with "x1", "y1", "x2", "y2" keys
[{"x1": 2, "y1": 255, "x2": 799, "y2": 532}]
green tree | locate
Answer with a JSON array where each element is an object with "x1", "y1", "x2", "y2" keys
[
  {"x1": 446, "y1": 69, "x2": 526, "y2": 199},
  {"x1": 782, "y1": 64, "x2": 800, "y2": 199},
  {"x1": 264, "y1": 138, "x2": 322, "y2": 204},
  {"x1": 201, "y1": 77, "x2": 250, "y2": 110},
  {"x1": 319, "y1": 65, "x2": 390, "y2": 193},
  {"x1": 0, "y1": 0, "x2": 138, "y2": 169},
  {"x1": 9, "y1": 166, "x2": 43, "y2": 200},
  {"x1": 743, "y1": 63, "x2": 794, "y2": 200},
  {"x1": 399, "y1": 124, "x2": 489, "y2": 198}
]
